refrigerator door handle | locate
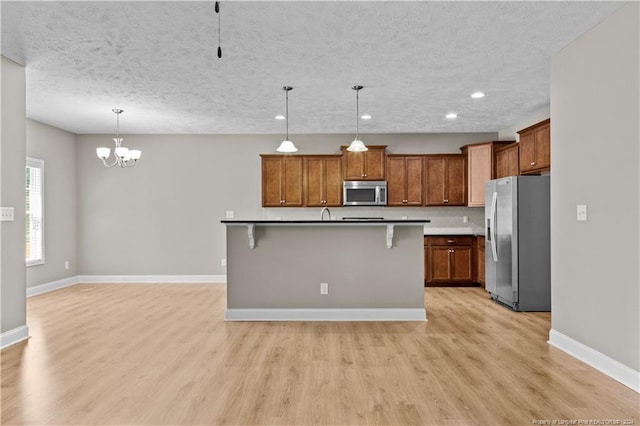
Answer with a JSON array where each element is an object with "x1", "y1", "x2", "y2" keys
[{"x1": 489, "y1": 191, "x2": 498, "y2": 262}]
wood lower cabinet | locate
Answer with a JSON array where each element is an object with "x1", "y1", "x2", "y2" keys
[
  {"x1": 386, "y1": 155, "x2": 423, "y2": 206},
  {"x1": 476, "y1": 236, "x2": 485, "y2": 288},
  {"x1": 424, "y1": 236, "x2": 475, "y2": 286},
  {"x1": 304, "y1": 156, "x2": 342, "y2": 207},
  {"x1": 341, "y1": 145, "x2": 386, "y2": 181},
  {"x1": 424, "y1": 155, "x2": 466, "y2": 206},
  {"x1": 261, "y1": 155, "x2": 303, "y2": 207},
  {"x1": 494, "y1": 143, "x2": 520, "y2": 179},
  {"x1": 519, "y1": 119, "x2": 550, "y2": 174}
]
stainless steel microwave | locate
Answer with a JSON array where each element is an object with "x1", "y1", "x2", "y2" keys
[{"x1": 343, "y1": 181, "x2": 387, "y2": 206}]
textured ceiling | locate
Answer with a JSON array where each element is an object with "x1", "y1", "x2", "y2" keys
[{"x1": 1, "y1": 1, "x2": 624, "y2": 135}]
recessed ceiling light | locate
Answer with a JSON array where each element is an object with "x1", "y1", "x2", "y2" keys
[
  {"x1": 275, "y1": 115, "x2": 285, "y2": 120},
  {"x1": 471, "y1": 92, "x2": 485, "y2": 99},
  {"x1": 361, "y1": 114, "x2": 372, "y2": 120},
  {"x1": 445, "y1": 113, "x2": 458, "y2": 119}
]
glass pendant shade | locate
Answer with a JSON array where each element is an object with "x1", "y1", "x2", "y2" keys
[
  {"x1": 347, "y1": 139, "x2": 368, "y2": 152},
  {"x1": 277, "y1": 140, "x2": 298, "y2": 153},
  {"x1": 129, "y1": 150, "x2": 142, "y2": 160},
  {"x1": 115, "y1": 146, "x2": 130, "y2": 159},
  {"x1": 96, "y1": 147, "x2": 111, "y2": 159}
]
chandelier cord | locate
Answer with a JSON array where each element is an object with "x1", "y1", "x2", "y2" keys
[
  {"x1": 355, "y1": 88, "x2": 359, "y2": 140},
  {"x1": 286, "y1": 89, "x2": 289, "y2": 140}
]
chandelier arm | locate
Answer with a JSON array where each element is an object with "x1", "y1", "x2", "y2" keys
[{"x1": 101, "y1": 157, "x2": 119, "y2": 168}]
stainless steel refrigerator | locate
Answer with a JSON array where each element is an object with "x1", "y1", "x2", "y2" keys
[{"x1": 485, "y1": 175, "x2": 550, "y2": 311}]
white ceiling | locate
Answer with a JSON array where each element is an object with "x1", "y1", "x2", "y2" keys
[{"x1": 1, "y1": 1, "x2": 623, "y2": 135}]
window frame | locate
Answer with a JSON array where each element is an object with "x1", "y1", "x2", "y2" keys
[{"x1": 26, "y1": 157, "x2": 45, "y2": 267}]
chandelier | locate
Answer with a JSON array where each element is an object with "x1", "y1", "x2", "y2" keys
[{"x1": 96, "y1": 109, "x2": 141, "y2": 168}]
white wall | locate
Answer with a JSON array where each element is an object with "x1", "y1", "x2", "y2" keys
[
  {"x1": 76, "y1": 132, "x2": 495, "y2": 275},
  {"x1": 550, "y1": 1, "x2": 639, "y2": 380},
  {"x1": 1, "y1": 56, "x2": 27, "y2": 337},
  {"x1": 26, "y1": 119, "x2": 77, "y2": 288}
]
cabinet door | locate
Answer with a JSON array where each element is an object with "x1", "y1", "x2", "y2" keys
[
  {"x1": 364, "y1": 147, "x2": 386, "y2": 180},
  {"x1": 534, "y1": 122, "x2": 551, "y2": 170},
  {"x1": 406, "y1": 157, "x2": 424, "y2": 205},
  {"x1": 467, "y1": 144, "x2": 492, "y2": 207},
  {"x1": 445, "y1": 156, "x2": 466, "y2": 206},
  {"x1": 262, "y1": 157, "x2": 284, "y2": 207},
  {"x1": 424, "y1": 157, "x2": 446, "y2": 206},
  {"x1": 427, "y1": 246, "x2": 451, "y2": 282},
  {"x1": 282, "y1": 157, "x2": 303, "y2": 206},
  {"x1": 495, "y1": 144, "x2": 519, "y2": 178},
  {"x1": 304, "y1": 157, "x2": 325, "y2": 207},
  {"x1": 386, "y1": 157, "x2": 407, "y2": 206},
  {"x1": 450, "y1": 247, "x2": 473, "y2": 281},
  {"x1": 343, "y1": 151, "x2": 365, "y2": 180},
  {"x1": 323, "y1": 157, "x2": 343, "y2": 206},
  {"x1": 519, "y1": 130, "x2": 537, "y2": 173}
]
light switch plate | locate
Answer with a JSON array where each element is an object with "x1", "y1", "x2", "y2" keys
[
  {"x1": 577, "y1": 205, "x2": 587, "y2": 221},
  {"x1": 1, "y1": 207, "x2": 15, "y2": 222},
  {"x1": 225, "y1": 210, "x2": 234, "y2": 219}
]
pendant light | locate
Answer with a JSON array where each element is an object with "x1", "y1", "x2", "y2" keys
[
  {"x1": 96, "y1": 109, "x2": 141, "y2": 168},
  {"x1": 347, "y1": 85, "x2": 368, "y2": 152},
  {"x1": 276, "y1": 86, "x2": 298, "y2": 153}
]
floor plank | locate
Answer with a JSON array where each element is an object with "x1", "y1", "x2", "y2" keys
[{"x1": 1, "y1": 284, "x2": 638, "y2": 425}]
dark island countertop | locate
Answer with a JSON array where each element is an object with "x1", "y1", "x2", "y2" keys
[{"x1": 221, "y1": 219, "x2": 430, "y2": 224}]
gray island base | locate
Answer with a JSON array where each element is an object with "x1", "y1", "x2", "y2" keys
[{"x1": 222, "y1": 220, "x2": 429, "y2": 321}]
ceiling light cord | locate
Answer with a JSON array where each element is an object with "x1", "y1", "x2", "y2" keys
[
  {"x1": 286, "y1": 88, "x2": 289, "y2": 140},
  {"x1": 215, "y1": 1, "x2": 222, "y2": 58},
  {"x1": 355, "y1": 87, "x2": 359, "y2": 140}
]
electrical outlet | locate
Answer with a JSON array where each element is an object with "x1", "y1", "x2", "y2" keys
[
  {"x1": 577, "y1": 205, "x2": 587, "y2": 221},
  {"x1": 1, "y1": 207, "x2": 14, "y2": 222},
  {"x1": 221, "y1": 258, "x2": 227, "y2": 267},
  {"x1": 64, "y1": 261, "x2": 70, "y2": 270},
  {"x1": 225, "y1": 210, "x2": 234, "y2": 219},
  {"x1": 320, "y1": 282, "x2": 329, "y2": 295}
]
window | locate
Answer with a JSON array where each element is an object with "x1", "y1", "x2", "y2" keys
[{"x1": 26, "y1": 158, "x2": 44, "y2": 266}]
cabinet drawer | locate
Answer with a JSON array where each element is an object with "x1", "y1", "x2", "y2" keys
[{"x1": 424, "y1": 236, "x2": 474, "y2": 246}]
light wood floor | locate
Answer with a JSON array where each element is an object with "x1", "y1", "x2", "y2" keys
[{"x1": 2, "y1": 284, "x2": 638, "y2": 425}]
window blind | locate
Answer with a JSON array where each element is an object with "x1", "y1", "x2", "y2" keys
[{"x1": 26, "y1": 158, "x2": 44, "y2": 266}]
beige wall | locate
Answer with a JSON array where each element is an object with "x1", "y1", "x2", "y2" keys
[
  {"x1": 1, "y1": 56, "x2": 27, "y2": 333},
  {"x1": 76, "y1": 132, "x2": 495, "y2": 275},
  {"x1": 497, "y1": 105, "x2": 550, "y2": 141},
  {"x1": 26, "y1": 119, "x2": 77, "y2": 288},
  {"x1": 550, "y1": 2, "x2": 639, "y2": 371}
]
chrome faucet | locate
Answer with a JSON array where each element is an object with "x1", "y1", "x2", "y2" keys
[{"x1": 320, "y1": 206, "x2": 331, "y2": 221}]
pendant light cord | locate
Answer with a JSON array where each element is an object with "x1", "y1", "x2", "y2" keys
[
  {"x1": 215, "y1": 1, "x2": 222, "y2": 58},
  {"x1": 355, "y1": 88, "x2": 359, "y2": 140},
  {"x1": 286, "y1": 89, "x2": 289, "y2": 140}
]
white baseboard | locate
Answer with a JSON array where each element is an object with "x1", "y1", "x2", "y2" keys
[
  {"x1": 1, "y1": 325, "x2": 30, "y2": 349},
  {"x1": 27, "y1": 275, "x2": 79, "y2": 297},
  {"x1": 225, "y1": 308, "x2": 427, "y2": 322},
  {"x1": 77, "y1": 275, "x2": 227, "y2": 284},
  {"x1": 548, "y1": 329, "x2": 640, "y2": 393}
]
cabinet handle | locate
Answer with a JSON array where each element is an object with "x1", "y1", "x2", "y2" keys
[
  {"x1": 530, "y1": 162, "x2": 535, "y2": 166},
  {"x1": 447, "y1": 239, "x2": 455, "y2": 243},
  {"x1": 402, "y1": 200, "x2": 407, "y2": 204},
  {"x1": 444, "y1": 199, "x2": 449, "y2": 204}
]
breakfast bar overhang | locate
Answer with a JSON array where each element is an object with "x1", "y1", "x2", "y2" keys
[{"x1": 222, "y1": 219, "x2": 429, "y2": 321}]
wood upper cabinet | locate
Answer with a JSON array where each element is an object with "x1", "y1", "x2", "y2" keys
[
  {"x1": 518, "y1": 119, "x2": 550, "y2": 174},
  {"x1": 261, "y1": 155, "x2": 303, "y2": 207},
  {"x1": 461, "y1": 141, "x2": 514, "y2": 207},
  {"x1": 424, "y1": 236, "x2": 474, "y2": 286},
  {"x1": 341, "y1": 145, "x2": 386, "y2": 181},
  {"x1": 424, "y1": 155, "x2": 466, "y2": 206},
  {"x1": 494, "y1": 143, "x2": 520, "y2": 179},
  {"x1": 304, "y1": 156, "x2": 342, "y2": 207},
  {"x1": 386, "y1": 155, "x2": 423, "y2": 206}
]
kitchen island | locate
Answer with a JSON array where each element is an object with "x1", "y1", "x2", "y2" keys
[{"x1": 221, "y1": 219, "x2": 429, "y2": 321}]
